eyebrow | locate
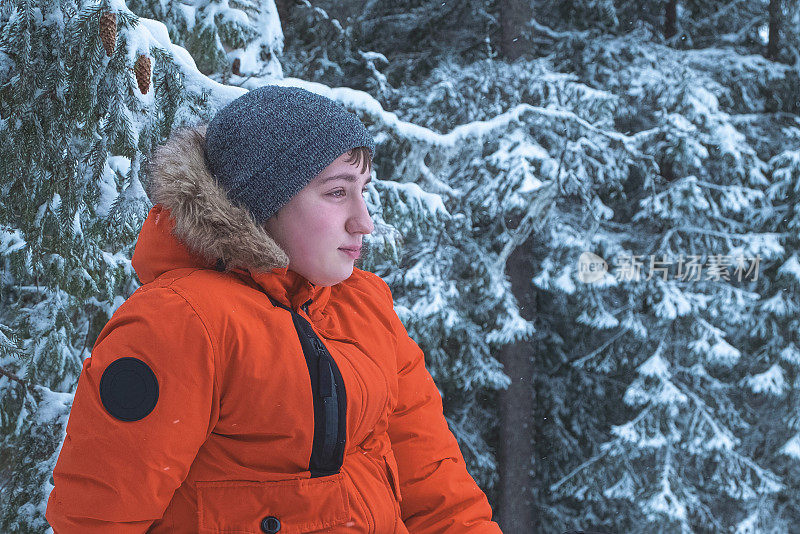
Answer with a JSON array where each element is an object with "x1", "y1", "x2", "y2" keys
[{"x1": 319, "y1": 173, "x2": 372, "y2": 185}]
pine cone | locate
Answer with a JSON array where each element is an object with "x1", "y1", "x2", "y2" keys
[
  {"x1": 232, "y1": 58, "x2": 241, "y2": 76},
  {"x1": 134, "y1": 55, "x2": 151, "y2": 94},
  {"x1": 99, "y1": 12, "x2": 117, "y2": 57}
]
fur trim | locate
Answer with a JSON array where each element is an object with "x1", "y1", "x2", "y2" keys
[{"x1": 146, "y1": 124, "x2": 290, "y2": 272}]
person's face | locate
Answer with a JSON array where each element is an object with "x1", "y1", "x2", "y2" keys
[{"x1": 263, "y1": 150, "x2": 374, "y2": 286}]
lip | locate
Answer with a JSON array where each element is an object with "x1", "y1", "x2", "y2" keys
[{"x1": 338, "y1": 247, "x2": 361, "y2": 259}]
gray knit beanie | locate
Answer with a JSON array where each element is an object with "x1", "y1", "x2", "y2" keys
[{"x1": 204, "y1": 85, "x2": 375, "y2": 223}]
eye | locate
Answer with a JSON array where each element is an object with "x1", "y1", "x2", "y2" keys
[{"x1": 329, "y1": 188, "x2": 369, "y2": 198}]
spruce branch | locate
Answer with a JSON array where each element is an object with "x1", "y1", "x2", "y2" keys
[{"x1": 0, "y1": 364, "x2": 27, "y2": 390}]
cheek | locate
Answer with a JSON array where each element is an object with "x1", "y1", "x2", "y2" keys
[
  {"x1": 304, "y1": 202, "x2": 338, "y2": 232},
  {"x1": 292, "y1": 203, "x2": 339, "y2": 253}
]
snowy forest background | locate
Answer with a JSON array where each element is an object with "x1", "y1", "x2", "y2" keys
[{"x1": 1, "y1": 0, "x2": 800, "y2": 532}]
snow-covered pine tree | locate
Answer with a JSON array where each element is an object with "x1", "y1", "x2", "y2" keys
[
  {"x1": 782, "y1": 0, "x2": 800, "y2": 64},
  {"x1": 440, "y1": 57, "x2": 644, "y2": 531},
  {"x1": 279, "y1": 0, "x2": 498, "y2": 94},
  {"x1": 674, "y1": 0, "x2": 770, "y2": 49},
  {"x1": 277, "y1": 0, "x2": 391, "y2": 99},
  {"x1": 732, "y1": 145, "x2": 800, "y2": 532},
  {"x1": 723, "y1": 35, "x2": 800, "y2": 529},
  {"x1": 547, "y1": 34, "x2": 786, "y2": 532},
  {"x1": 348, "y1": 0, "x2": 497, "y2": 85},
  {"x1": 126, "y1": 0, "x2": 282, "y2": 82},
  {"x1": 0, "y1": 0, "x2": 209, "y2": 528},
  {"x1": 530, "y1": 0, "x2": 773, "y2": 52}
]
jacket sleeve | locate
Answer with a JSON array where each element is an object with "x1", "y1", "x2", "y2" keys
[
  {"x1": 373, "y1": 275, "x2": 503, "y2": 533},
  {"x1": 45, "y1": 286, "x2": 220, "y2": 533}
]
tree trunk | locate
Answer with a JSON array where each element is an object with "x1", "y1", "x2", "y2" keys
[
  {"x1": 497, "y1": 238, "x2": 537, "y2": 533},
  {"x1": 498, "y1": 0, "x2": 535, "y2": 61},
  {"x1": 274, "y1": 0, "x2": 293, "y2": 31},
  {"x1": 664, "y1": 0, "x2": 678, "y2": 39},
  {"x1": 767, "y1": 0, "x2": 781, "y2": 60}
]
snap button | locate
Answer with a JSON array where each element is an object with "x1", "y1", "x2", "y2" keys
[{"x1": 260, "y1": 515, "x2": 281, "y2": 533}]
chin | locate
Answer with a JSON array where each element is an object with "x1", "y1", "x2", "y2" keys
[{"x1": 311, "y1": 267, "x2": 354, "y2": 287}]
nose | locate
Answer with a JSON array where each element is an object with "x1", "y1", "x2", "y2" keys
[{"x1": 346, "y1": 195, "x2": 374, "y2": 235}]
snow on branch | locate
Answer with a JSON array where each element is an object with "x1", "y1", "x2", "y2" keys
[{"x1": 273, "y1": 77, "x2": 642, "y2": 153}]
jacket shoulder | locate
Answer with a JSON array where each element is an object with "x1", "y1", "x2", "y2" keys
[
  {"x1": 106, "y1": 273, "x2": 219, "y2": 351},
  {"x1": 139, "y1": 268, "x2": 254, "y2": 307},
  {"x1": 130, "y1": 268, "x2": 251, "y2": 336},
  {"x1": 120, "y1": 271, "x2": 210, "y2": 316}
]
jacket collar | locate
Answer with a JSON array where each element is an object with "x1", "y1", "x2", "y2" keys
[
  {"x1": 132, "y1": 124, "x2": 331, "y2": 316},
  {"x1": 247, "y1": 266, "x2": 332, "y2": 317}
]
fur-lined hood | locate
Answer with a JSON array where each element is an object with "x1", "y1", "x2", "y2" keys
[{"x1": 141, "y1": 123, "x2": 290, "y2": 275}]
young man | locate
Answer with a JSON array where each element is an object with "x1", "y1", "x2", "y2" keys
[{"x1": 46, "y1": 85, "x2": 503, "y2": 533}]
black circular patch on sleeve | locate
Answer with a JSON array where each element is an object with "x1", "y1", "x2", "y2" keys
[{"x1": 99, "y1": 357, "x2": 159, "y2": 422}]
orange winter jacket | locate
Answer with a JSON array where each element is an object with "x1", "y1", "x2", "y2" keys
[{"x1": 45, "y1": 125, "x2": 503, "y2": 533}]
